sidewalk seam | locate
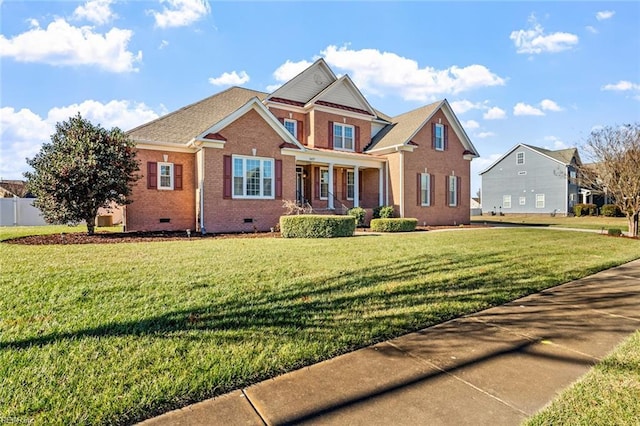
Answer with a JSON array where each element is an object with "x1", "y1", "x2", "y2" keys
[
  {"x1": 241, "y1": 389, "x2": 267, "y2": 426},
  {"x1": 385, "y1": 340, "x2": 530, "y2": 418}
]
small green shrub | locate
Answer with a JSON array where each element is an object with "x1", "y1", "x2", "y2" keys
[
  {"x1": 348, "y1": 207, "x2": 366, "y2": 227},
  {"x1": 373, "y1": 205, "x2": 395, "y2": 219},
  {"x1": 574, "y1": 203, "x2": 598, "y2": 217},
  {"x1": 608, "y1": 228, "x2": 622, "y2": 237},
  {"x1": 280, "y1": 215, "x2": 355, "y2": 238},
  {"x1": 601, "y1": 204, "x2": 622, "y2": 217},
  {"x1": 370, "y1": 218, "x2": 417, "y2": 232}
]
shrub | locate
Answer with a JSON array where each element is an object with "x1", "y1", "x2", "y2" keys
[
  {"x1": 608, "y1": 228, "x2": 622, "y2": 237},
  {"x1": 574, "y1": 203, "x2": 598, "y2": 217},
  {"x1": 372, "y1": 205, "x2": 395, "y2": 219},
  {"x1": 601, "y1": 204, "x2": 622, "y2": 217},
  {"x1": 279, "y1": 215, "x2": 355, "y2": 238},
  {"x1": 370, "y1": 218, "x2": 417, "y2": 232},
  {"x1": 347, "y1": 207, "x2": 366, "y2": 227}
]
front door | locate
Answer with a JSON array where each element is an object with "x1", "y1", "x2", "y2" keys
[{"x1": 296, "y1": 166, "x2": 304, "y2": 205}]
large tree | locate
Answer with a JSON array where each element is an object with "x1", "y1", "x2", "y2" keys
[
  {"x1": 579, "y1": 123, "x2": 640, "y2": 237},
  {"x1": 24, "y1": 114, "x2": 140, "y2": 235}
]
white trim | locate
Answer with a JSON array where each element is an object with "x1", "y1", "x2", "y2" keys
[
  {"x1": 365, "y1": 144, "x2": 416, "y2": 155},
  {"x1": 263, "y1": 100, "x2": 307, "y2": 114},
  {"x1": 135, "y1": 142, "x2": 196, "y2": 153},
  {"x1": 293, "y1": 149, "x2": 384, "y2": 169},
  {"x1": 434, "y1": 123, "x2": 445, "y2": 151},
  {"x1": 536, "y1": 193, "x2": 545, "y2": 208},
  {"x1": 480, "y1": 143, "x2": 572, "y2": 175},
  {"x1": 353, "y1": 167, "x2": 359, "y2": 207},
  {"x1": 420, "y1": 173, "x2": 431, "y2": 206},
  {"x1": 346, "y1": 169, "x2": 355, "y2": 200},
  {"x1": 333, "y1": 122, "x2": 355, "y2": 151},
  {"x1": 304, "y1": 74, "x2": 377, "y2": 117},
  {"x1": 319, "y1": 167, "x2": 329, "y2": 200},
  {"x1": 283, "y1": 118, "x2": 297, "y2": 138},
  {"x1": 448, "y1": 175, "x2": 458, "y2": 207},
  {"x1": 158, "y1": 162, "x2": 174, "y2": 190},
  {"x1": 516, "y1": 151, "x2": 525, "y2": 165},
  {"x1": 309, "y1": 104, "x2": 375, "y2": 121},
  {"x1": 503, "y1": 194, "x2": 512, "y2": 209},
  {"x1": 399, "y1": 150, "x2": 405, "y2": 217}
]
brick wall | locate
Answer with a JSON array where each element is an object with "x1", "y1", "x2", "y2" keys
[
  {"x1": 126, "y1": 149, "x2": 197, "y2": 231},
  {"x1": 310, "y1": 110, "x2": 371, "y2": 152}
]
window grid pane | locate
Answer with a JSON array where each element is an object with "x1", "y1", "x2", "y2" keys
[
  {"x1": 503, "y1": 195, "x2": 511, "y2": 208},
  {"x1": 246, "y1": 159, "x2": 261, "y2": 196},
  {"x1": 320, "y1": 169, "x2": 329, "y2": 199},
  {"x1": 347, "y1": 171, "x2": 355, "y2": 199},
  {"x1": 435, "y1": 124, "x2": 444, "y2": 150},
  {"x1": 421, "y1": 173, "x2": 430, "y2": 206},
  {"x1": 449, "y1": 176, "x2": 457, "y2": 206}
]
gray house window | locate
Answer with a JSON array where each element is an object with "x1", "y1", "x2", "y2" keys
[
  {"x1": 516, "y1": 152, "x2": 525, "y2": 165},
  {"x1": 536, "y1": 194, "x2": 545, "y2": 208},
  {"x1": 503, "y1": 195, "x2": 512, "y2": 208}
]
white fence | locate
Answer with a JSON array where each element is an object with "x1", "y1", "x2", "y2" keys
[{"x1": 0, "y1": 197, "x2": 47, "y2": 226}]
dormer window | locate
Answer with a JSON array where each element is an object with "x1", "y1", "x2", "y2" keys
[
  {"x1": 284, "y1": 119, "x2": 297, "y2": 138},
  {"x1": 333, "y1": 123, "x2": 354, "y2": 151}
]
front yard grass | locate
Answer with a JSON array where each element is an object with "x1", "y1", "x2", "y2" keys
[
  {"x1": 472, "y1": 214, "x2": 629, "y2": 232},
  {"x1": 525, "y1": 330, "x2": 640, "y2": 425},
  {"x1": 1, "y1": 227, "x2": 639, "y2": 424}
]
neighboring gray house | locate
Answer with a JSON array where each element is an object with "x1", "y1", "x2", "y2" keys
[{"x1": 480, "y1": 143, "x2": 580, "y2": 215}]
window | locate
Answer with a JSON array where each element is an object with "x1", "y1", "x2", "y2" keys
[
  {"x1": 232, "y1": 156, "x2": 274, "y2": 199},
  {"x1": 333, "y1": 123, "x2": 354, "y2": 151},
  {"x1": 503, "y1": 195, "x2": 512, "y2": 208},
  {"x1": 448, "y1": 175, "x2": 458, "y2": 206},
  {"x1": 158, "y1": 162, "x2": 174, "y2": 190},
  {"x1": 320, "y1": 168, "x2": 329, "y2": 199},
  {"x1": 346, "y1": 170, "x2": 355, "y2": 200},
  {"x1": 516, "y1": 152, "x2": 525, "y2": 165},
  {"x1": 284, "y1": 119, "x2": 297, "y2": 138},
  {"x1": 434, "y1": 123, "x2": 444, "y2": 151},
  {"x1": 519, "y1": 196, "x2": 526, "y2": 205},
  {"x1": 420, "y1": 173, "x2": 431, "y2": 206},
  {"x1": 536, "y1": 194, "x2": 545, "y2": 208}
]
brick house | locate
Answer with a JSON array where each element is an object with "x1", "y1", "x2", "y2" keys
[{"x1": 125, "y1": 59, "x2": 479, "y2": 233}]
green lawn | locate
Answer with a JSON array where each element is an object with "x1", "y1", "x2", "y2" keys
[
  {"x1": 472, "y1": 214, "x2": 629, "y2": 232},
  {"x1": 525, "y1": 330, "x2": 640, "y2": 425},
  {"x1": 1, "y1": 227, "x2": 639, "y2": 424}
]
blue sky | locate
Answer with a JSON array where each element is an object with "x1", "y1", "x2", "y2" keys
[{"x1": 1, "y1": 0, "x2": 639, "y2": 194}]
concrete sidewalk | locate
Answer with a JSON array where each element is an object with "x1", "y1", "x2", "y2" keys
[{"x1": 140, "y1": 259, "x2": 640, "y2": 426}]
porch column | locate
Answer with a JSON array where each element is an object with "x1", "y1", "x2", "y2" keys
[
  {"x1": 378, "y1": 166, "x2": 384, "y2": 206},
  {"x1": 353, "y1": 166, "x2": 360, "y2": 208},
  {"x1": 328, "y1": 163, "x2": 334, "y2": 210}
]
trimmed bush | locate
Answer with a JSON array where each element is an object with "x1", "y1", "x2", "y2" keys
[
  {"x1": 370, "y1": 218, "x2": 417, "y2": 232},
  {"x1": 280, "y1": 215, "x2": 355, "y2": 238},
  {"x1": 574, "y1": 203, "x2": 598, "y2": 217},
  {"x1": 373, "y1": 205, "x2": 395, "y2": 219},
  {"x1": 348, "y1": 207, "x2": 366, "y2": 227},
  {"x1": 601, "y1": 204, "x2": 623, "y2": 217},
  {"x1": 608, "y1": 228, "x2": 622, "y2": 237}
]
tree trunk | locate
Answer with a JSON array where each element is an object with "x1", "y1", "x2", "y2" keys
[{"x1": 630, "y1": 212, "x2": 639, "y2": 237}]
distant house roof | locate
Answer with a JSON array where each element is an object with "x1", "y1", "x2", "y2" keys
[
  {"x1": 127, "y1": 87, "x2": 267, "y2": 145},
  {"x1": 480, "y1": 143, "x2": 580, "y2": 175},
  {"x1": 0, "y1": 180, "x2": 32, "y2": 197}
]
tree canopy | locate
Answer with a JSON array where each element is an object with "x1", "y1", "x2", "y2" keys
[
  {"x1": 24, "y1": 114, "x2": 140, "y2": 235},
  {"x1": 579, "y1": 123, "x2": 640, "y2": 237}
]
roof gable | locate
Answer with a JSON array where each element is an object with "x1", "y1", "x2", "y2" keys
[
  {"x1": 267, "y1": 59, "x2": 336, "y2": 105},
  {"x1": 479, "y1": 143, "x2": 579, "y2": 175},
  {"x1": 127, "y1": 87, "x2": 267, "y2": 145},
  {"x1": 366, "y1": 99, "x2": 478, "y2": 157},
  {"x1": 306, "y1": 75, "x2": 376, "y2": 116}
]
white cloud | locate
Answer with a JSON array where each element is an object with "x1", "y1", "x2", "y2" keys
[
  {"x1": 0, "y1": 18, "x2": 141, "y2": 72},
  {"x1": 585, "y1": 26, "x2": 598, "y2": 34},
  {"x1": 269, "y1": 46, "x2": 505, "y2": 102},
  {"x1": 596, "y1": 10, "x2": 615, "y2": 21},
  {"x1": 73, "y1": 0, "x2": 117, "y2": 25},
  {"x1": 514, "y1": 102, "x2": 545, "y2": 116},
  {"x1": 602, "y1": 80, "x2": 640, "y2": 92},
  {"x1": 483, "y1": 106, "x2": 506, "y2": 120},
  {"x1": 159, "y1": 40, "x2": 169, "y2": 49},
  {"x1": 540, "y1": 99, "x2": 563, "y2": 111},
  {"x1": 544, "y1": 135, "x2": 568, "y2": 150},
  {"x1": 450, "y1": 99, "x2": 486, "y2": 114},
  {"x1": 510, "y1": 14, "x2": 578, "y2": 54},
  {"x1": 208, "y1": 70, "x2": 250, "y2": 86},
  {"x1": 150, "y1": 0, "x2": 211, "y2": 28},
  {"x1": 0, "y1": 101, "x2": 161, "y2": 179},
  {"x1": 476, "y1": 132, "x2": 495, "y2": 139},
  {"x1": 462, "y1": 120, "x2": 480, "y2": 129}
]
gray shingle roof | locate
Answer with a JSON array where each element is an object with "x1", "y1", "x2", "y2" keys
[
  {"x1": 523, "y1": 144, "x2": 578, "y2": 165},
  {"x1": 127, "y1": 87, "x2": 267, "y2": 145},
  {"x1": 366, "y1": 101, "x2": 442, "y2": 151}
]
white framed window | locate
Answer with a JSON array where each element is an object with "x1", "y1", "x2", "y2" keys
[
  {"x1": 333, "y1": 123, "x2": 354, "y2": 151},
  {"x1": 320, "y1": 168, "x2": 329, "y2": 199},
  {"x1": 158, "y1": 162, "x2": 174, "y2": 190},
  {"x1": 346, "y1": 170, "x2": 355, "y2": 200},
  {"x1": 434, "y1": 123, "x2": 445, "y2": 151},
  {"x1": 420, "y1": 173, "x2": 431, "y2": 206},
  {"x1": 503, "y1": 195, "x2": 512, "y2": 208},
  {"x1": 448, "y1": 175, "x2": 458, "y2": 206},
  {"x1": 284, "y1": 119, "x2": 297, "y2": 138},
  {"x1": 536, "y1": 193, "x2": 545, "y2": 208},
  {"x1": 519, "y1": 196, "x2": 526, "y2": 205},
  {"x1": 232, "y1": 156, "x2": 274, "y2": 199},
  {"x1": 516, "y1": 152, "x2": 525, "y2": 165}
]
